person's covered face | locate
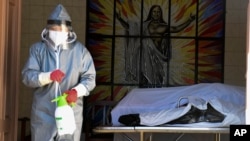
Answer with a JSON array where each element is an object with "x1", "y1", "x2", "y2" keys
[
  {"x1": 151, "y1": 6, "x2": 162, "y2": 21},
  {"x1": 48, "y1": 24, "x2": 69, "y2": 46},
  {"x1": 46, "y1": 4, "x2": 72, "y2": 47}
]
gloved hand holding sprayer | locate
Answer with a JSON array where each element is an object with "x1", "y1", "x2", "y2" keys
[
  {"x1": 50, "y1": 69, "x2": 78, "y2": 106},
  {"x1": 50, "y1": 69, "x2": 78, "y2": 135}
]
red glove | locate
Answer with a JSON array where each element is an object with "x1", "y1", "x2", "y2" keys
[
  {"x1": 50, "y1": 69, "x2": 65, "y2": 83},
  {"x1": 64, "y1": 89, "x2": 77, "y2": 105}
]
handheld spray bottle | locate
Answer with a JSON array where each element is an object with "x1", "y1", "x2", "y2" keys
[{"x1": 52, "y1": 93, "x2": 76, "y2": 135}]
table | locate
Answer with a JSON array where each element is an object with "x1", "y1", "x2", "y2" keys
[{"x1": 93, "y1": 126, "x2": 229, "y2": 141}]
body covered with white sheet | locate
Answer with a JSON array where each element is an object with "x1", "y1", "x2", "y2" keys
[{"x1": 111, "y1": 83, "x2": 245, "y2": 127}]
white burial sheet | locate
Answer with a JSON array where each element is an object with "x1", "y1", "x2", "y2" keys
[{"x1": 111, "y1": 83, "x2": 245, "y2": 127}]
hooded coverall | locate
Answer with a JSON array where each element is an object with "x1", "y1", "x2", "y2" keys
[{"x1": 22, "y1": 4, "x2": 96, "y2": 141}]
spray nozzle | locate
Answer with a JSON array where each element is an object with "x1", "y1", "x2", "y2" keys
[
  {"x1": 52, "y1": 93, "x2": 68, "y2": 107},
  {"x1": 52, "y1": 93, "x2": 75, "y2": 107}
]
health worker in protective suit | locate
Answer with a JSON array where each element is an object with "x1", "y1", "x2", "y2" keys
[{"x1": 22, "y1": 4, "x2": 96, "y2": 141}]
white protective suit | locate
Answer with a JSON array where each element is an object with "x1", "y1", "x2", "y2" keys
[{"x1": 22, "y1": 4, "x2": 96, "y2": 141}]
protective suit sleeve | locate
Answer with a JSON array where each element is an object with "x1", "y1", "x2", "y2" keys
[
  {"x1": 22, "y1": 43, "x2": 48, "y2": 88},
  {"x1": 77, "y1": 47, "x2": 96, "y2": 95},
  {"x1": 38, "y1": 72, "x2": 53, "y2": 86},
  {"x1": 73, "y1": 84, "x2": 87, "y2": 97}
]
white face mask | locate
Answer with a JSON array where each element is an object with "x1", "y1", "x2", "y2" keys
[{"x1": 49, "y1": 30, "x2": 68, "y2": 46}]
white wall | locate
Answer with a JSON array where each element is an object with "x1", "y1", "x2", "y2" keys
[{"x1": 224, "y1": 0, "x2": 248, "y2": 86}]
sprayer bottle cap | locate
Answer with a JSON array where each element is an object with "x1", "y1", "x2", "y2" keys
[{"x1": 52, "y1": 93, "x2": 68, "y2": 107}]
